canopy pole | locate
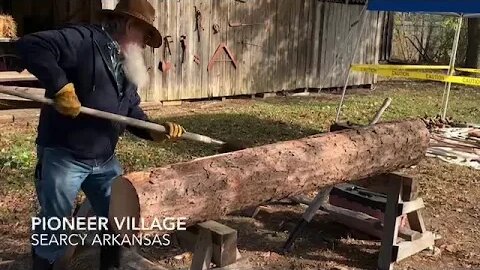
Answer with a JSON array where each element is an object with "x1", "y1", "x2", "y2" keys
[
  {"x1": 335, "y1": 1, "x2": 370, "y2": 123},
  {"x1": 441, "y1": 15, "x2": 463, "y2": 120}
]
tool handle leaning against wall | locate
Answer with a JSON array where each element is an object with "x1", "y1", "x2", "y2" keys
[{"x1": 0, "y1": 85, "x2": 226, "y2": 146}]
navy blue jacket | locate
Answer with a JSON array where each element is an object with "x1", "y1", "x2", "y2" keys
[{"x1": 16, "y1": 24, "x2": 153, "y2": 163}]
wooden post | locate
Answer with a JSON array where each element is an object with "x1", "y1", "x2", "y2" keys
[
  {"x1": 101, "y1": 0, "x2": 116, "y2": 9},
  {"x1": 377, "y1": 174, "x2": 435, "y2": 270},
  {"x1": 177, "y1": 221, "x2": 240, "y2": 270},
  {"x1": 377, "y1": 174, "x2": 403, "y2": 270},
  {"x1": 190, "y1": 228, "x2": 213, "y2": 270}
]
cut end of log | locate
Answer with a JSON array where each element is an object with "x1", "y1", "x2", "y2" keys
[{"x1": 109, "y1": 176, "x2": 141, "y2": 236}]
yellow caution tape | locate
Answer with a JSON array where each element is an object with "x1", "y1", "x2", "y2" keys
[
  {"x1": 353, "y1": 64, "x2": 480, "y2": 74},
  {"x1": 351, "y1": 65, "x2": 480, "y2": 87},
  {"x1": 353, "y1": 64, "x2": 449, "y2": 70}
]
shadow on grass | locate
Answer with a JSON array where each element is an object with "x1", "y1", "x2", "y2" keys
[
  {"x1": 154, "y1": 112, "x2": 322, "y2": 146},
  {"x1": 139, "y1": 208, "x2": 379, "y2": 269},
  {"x1": 218, "y1": 209, "x2": 379, "y2": 270},
  {"x1": 118, "y1": 113, "x2": 323, "y2": 172}
]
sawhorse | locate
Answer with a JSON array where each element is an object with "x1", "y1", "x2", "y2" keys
[{"x1": 283, "y1": 173, "x2": 435, "y2": 270}]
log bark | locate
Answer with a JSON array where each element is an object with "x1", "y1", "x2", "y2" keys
[{"x1": 109, "y1": 120, "x2": 429, "y2": 235}]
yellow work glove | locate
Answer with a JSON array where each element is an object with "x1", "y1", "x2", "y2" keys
[
  {"x1": 150, "y1": 122, "x2": 185, "y2": 142},
  {"x1": 54, "y1": 83, "x2": 81, "y2": 117}
]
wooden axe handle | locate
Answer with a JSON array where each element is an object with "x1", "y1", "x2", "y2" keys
[
  {"x1": 369, "y1": 97, "x2": 392, "y2": 126},
  {"x1": 0, "y1": 85, "x2": 226, "y2": 146}
]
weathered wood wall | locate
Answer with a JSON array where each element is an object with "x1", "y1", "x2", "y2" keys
[{"x1": 28, "y1": 0, "x2": 385, "y2": 102}]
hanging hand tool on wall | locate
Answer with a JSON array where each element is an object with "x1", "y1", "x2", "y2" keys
[
  {"x1": 238, "y1": 40, "x2": 262, "y2": 48},
  {"x1": 159, "y1": 35, "x2": 173, "y2": 72},
  {"x1": 228, "y1": 21, "x2": 265, "y2": 27},
  {"x1": 180, "y1": 35, "x2": 187, "y2": 64},
  {"x1": 212, "y1": 23, "x2": 220, "y2": 34},
  {"x1": 194, "y1": 6, "x2": 204, "y2": 42},
  {"x1": 194, "y1": 55, "x2": 200, "y2": 65},
  {"x1": 208, "y1": 43, "x2": 238, "y2": 72}
]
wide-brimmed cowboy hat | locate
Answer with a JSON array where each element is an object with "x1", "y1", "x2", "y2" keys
[{"x1": 99, "y1": 0, "x2": 162, "y2": 48}]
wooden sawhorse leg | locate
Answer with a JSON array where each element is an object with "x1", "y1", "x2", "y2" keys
[
  {"x1": 377, "y1": 174, "x2": 435, "y2": 270},
  {"x1": 177, "y1": 220, "x2": 241, "y2": 270}
]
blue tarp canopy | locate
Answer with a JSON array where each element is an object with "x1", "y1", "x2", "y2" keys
[{"x1": 367, "y1": 0, "x2": 480, "y2": 15}]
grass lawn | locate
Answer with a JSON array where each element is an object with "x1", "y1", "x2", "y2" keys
[{"x1": 0, "y1": 80, "x2": 479, "y2": 269}]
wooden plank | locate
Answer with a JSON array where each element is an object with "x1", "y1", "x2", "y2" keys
[
  {"x1": 360, "y1": 8, "x2": 368, "y2": 86},
  {"x1": 308, "y1": 0, "x2": 321, "y2": 89},
  {"x1": 296, "y1": 0, "x2": 309, "y2": 89},
  {"x1": 393, "y1": 231, "x2": 435, "y2": 263},
  {"x1": 351, "y1": 4, "x2": 361, "y2": 86},
  {"x1": 172, "y1": 0, "x2": 182, "y2": 101},
  {"x1": 398, "y1": 228, "x2": 422, "y2": 242},
  {"x1": 0, "y1": 87, "x2": 44, "y2": 99},
  {"x1": 322, "y1": 203, "x2": 383, "y2": 239},
  {"x1": 0, "y1": 109, "x2": 40, "y2": 124},
  {"x1": 177, "y1": 0, "x2": 188, "y2": 99},
  {"x1": 284, "y1": 0, "x2": 296, "y2": 91},
  {"x1": 339, "y1": 3, "x2": 351, "y2": 88},
  {"x1": 401, "y1": 177, "x2": 418, "y2": 201},
  {"x1": 156, "y1": 0, "x2": 167, "y2": 101},
  {"x1": 274, "y1": 0, "x2": 286, "y2": 91},
  {"x1": 407, "y1": 209, "x2": 427, "y2": 233},
  {"x1": 142, "y1": 0, "x2": 158, "y2": 102},
  {"x1": 226, "y1": 0, "x2": 236, "y2": 96},
  {"x1": 266, "y1": 0, "x2": 278, "y2": 93},
  {"x1": 199, "y1": 0, "x2": 211, "y2": 100},
  {"x1": 242, "y1": 0, "x2": 254, "y2": 95},
  {"x1": 322, "y1": 3, "x2": 332, "y2": 88},
  {"x1": 248, "y1": 0, "x2": 267, "y2": 95},
  {"x1": 220, "y1": 0, "x2": 232, "y2": 97},
  {"x1": 185, "y1": 0, "x2": 199, "y2": 100},
  {"x1": 242, "y1": 0, "x2": 253, "y2": 95},
  {"x1": 199, "y1": 221, "x2": 237, "y2": 267},
  {"x1": 163, "y1": 0, "x2": 176, "y2": 101},
  {"x1": 330, "y1": 3, "x2": 340, "y2": 88},
  {"x1": 165, "y1": 0, "x2": 177, "y2": 101},
  {"x1": 285, "y1": 0, "x2": 295, "y2": 91},
  {"x1": 208, "y1": 0, "x2": 222, "y2": 98},
  {"x1": 377, "y1": 175, "x2": 403, "y2": 270},
  {"x1": 235, "y1": 0, "x2": 250, "y2": 95},
  {"x1": 0, "y1": 71, "x2": 37, "y2": 82},
  {"x1": 373, "y1": 11, "x2": 383, "y2": 84},
  {"x1": 101, "y1": 0, "x2": 116, "y2": 9},
  {"x1": 304, "y1": 0, "x2": 314, "y2": 89},
  {"x1": 335, "y1": 3, "x2": 344, "y2": 87},
  {"x1": 276, "y1": 0, "x2": 285, "y2": 92},
  {"x1": 320, "y1": 3, "x2": 332, "y2": 88},
  {"x1": 293, "y1": 0, "x2": 302, "y2": 90},
  {"x1": 190, "y1": 227, "x2": 213, "y2": 270},
  {"x1": 399, "y1": 198, "x2": 425, "y2": 215}
]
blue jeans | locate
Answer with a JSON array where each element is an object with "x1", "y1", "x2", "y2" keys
[{"x1": 32, "y1": 146, "x2": 123, "y2": 264}]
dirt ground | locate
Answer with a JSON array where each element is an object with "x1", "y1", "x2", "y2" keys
[{"x1": 0, "y1": 81, "x2": 479, "y2": 270}]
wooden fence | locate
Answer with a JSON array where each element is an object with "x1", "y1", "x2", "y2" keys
[{"x1": 9, "y1": 0, "x2": 386, "y2": 102}]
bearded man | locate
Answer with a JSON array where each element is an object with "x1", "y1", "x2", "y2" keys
[{"x1": 16, "y1": 0, "x2": 183, "y2": 269}]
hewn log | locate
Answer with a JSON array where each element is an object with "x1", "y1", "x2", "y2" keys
[{"x1": 109, "y1": 120, "x2": 429, "y2": 235}]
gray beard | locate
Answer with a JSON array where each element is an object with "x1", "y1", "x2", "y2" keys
[{"x1": 122, "y1": 43, "x2": 150, "y2": 90}]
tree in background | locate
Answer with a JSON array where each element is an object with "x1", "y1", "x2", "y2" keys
[{"x1": 465, "y1": 18, "x2": 480, "y2": 68}]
